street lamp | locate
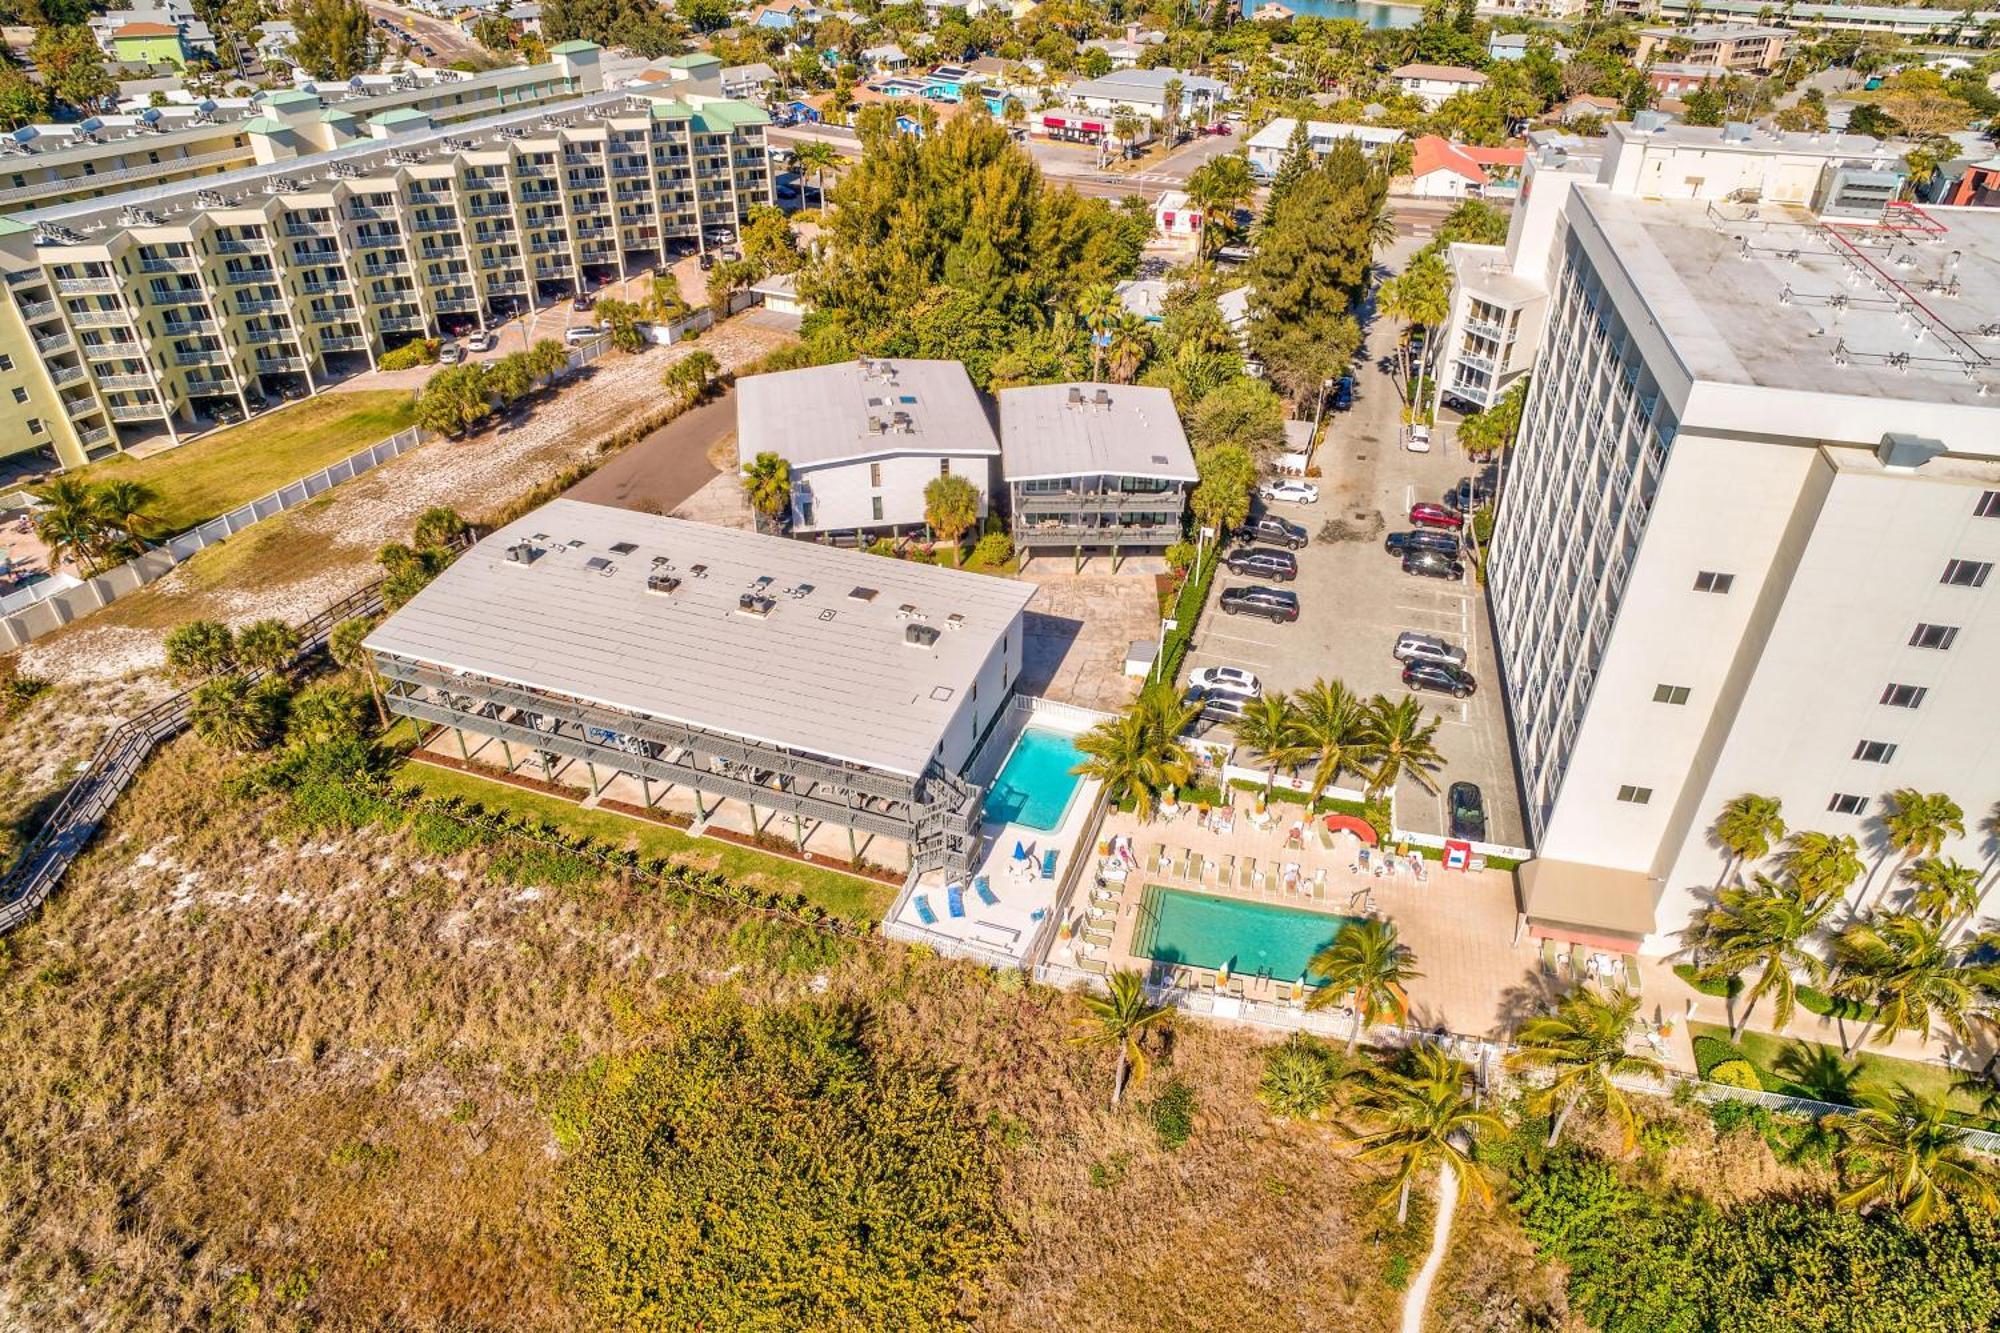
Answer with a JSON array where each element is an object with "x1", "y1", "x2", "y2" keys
[
  {"x1": 1310, "y1": 374, "x2": 1334, "y2": 464},
  {"x1": 1151, "y1": 616, "x2": 1177, "y2": 685}
]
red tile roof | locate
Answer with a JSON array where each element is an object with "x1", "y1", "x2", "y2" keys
[
  {"x1": 115, "y1": 21, "x2": 181, "y2": 36},
  {"x1": 1408, "y1": 135, "x2": 1488, "y2": 184}
]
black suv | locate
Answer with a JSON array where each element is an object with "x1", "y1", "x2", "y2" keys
[
  {"x1": 1403, "y1": 660, "x2": 1476, "y2": 698},
  {"x1": 1402, "y1": 549, "x2": 1465, "y2": 581},
  {"x1": 1332, "y1": 375, "x2": 1355, "y2": 410},
  {"x1": 1224, "y1": 547, "x2": 1298, "y2": 581},
  {"x1": 1384, "y1": 530, "x2": 1460, "y2": 559},
  {"x1": 1449, "y1": 782, "x2": 1487, "y2": 841},
  {"x1": 1444, "y1": 475, "x2": 1497, "y2": 513},
  {"x1": 1245, "y1": 514, "x2": 1308, "y2": 550},
  {"x1": 1219, "y1": 586, "x2": 1301, "y2": 623}
]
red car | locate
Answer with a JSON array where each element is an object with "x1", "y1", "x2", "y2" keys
[{"x1": 1409, "y1": 502, "x2": 1464, "y2": 530}]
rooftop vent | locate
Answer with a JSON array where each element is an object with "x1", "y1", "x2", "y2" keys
[
  {"x1": 1067, "y1": 386, "x2": 1085, "y2": 405},
  {"x1": 1631, "y1": 110, "x2": 1667, "y2": 135},
  {"x1": 1093, "y1": 387, "x2": 1111, "y2": 407},
  {"x1": 505, "y1": 540, "x2": 542, "y2": 565},
  {"x1": 896, "y1": 602, "x2": 923, "y2": 620},
  {"x1": 945, "y1": 612, "x2": 965, "y2": 631},
  {"x1": 610, "y1": 541, "x2": 638, "y2": 555},
  {"x1": 1876, "y1": 432, "x2": 1945, "y2": 471},
  {"x1": 792, "y1": 582, "x2": 815, "y2": 598},
  {"x1": 646, "y1": 571, "x2": 680, "y2": 594},
  {"x1": 585, "y1": 556, "x2": 614, "y2": 574},
  {"x1": 1722, "y1": 121, "x2": 1753, "y2": 144},
  {"x1": 849, "y1": 585, "x2": 878, "y2": 602},
  {"x1": 905, "y1": 623, "x2": 941, "y2": 648},
  {"x1": 739, "y1": 593, "x2": 776, "y2": 617},
  {"x1": 690, "y1": 563, "x2": 708, "y2": 578}
]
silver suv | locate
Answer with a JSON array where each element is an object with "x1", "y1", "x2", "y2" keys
[{"x1": 1393, "y1": 631, "x2": 1467, "y2": 669}]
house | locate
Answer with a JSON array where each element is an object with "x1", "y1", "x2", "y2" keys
[
  {"x1": 1941, "y1": 157, "x2": 2000, "y2": 207},
  {"x1": 1082, "y1": 37, "x2": 1144, "y2": 67},
  {"x1": 108, "y1": 20, "x2": 193, "y2": 68},
  {"x1": 737, "y1": 358, "x2": 1000, "y2": 539},
  {"x1": 1647, "y1": 62, "x2": 1729, "y2": 97},
  {"x1": 750, "y1": 271, "x2": 811, "y2": 317},
  {"x1": 1390, "y1": 63, "x2": 1488, "y2": 110},
  {"x1": 998, "y1": 383, "x2": 1197, "y2": 565},
  {"x1": 1557, "y1": 94, "x2": 1621, "y2": 124},
  {"x1": 255, "y1": 19, "x2": 296, "y2": 66},
  {"x1": 1633, "y1": 22, "x2": 1790, "y2": 74},
  {"x1": 89, "y1": 4, "x2": 212, "y2": 60},
  {"x1": 1245, "y1": 117, "x2": 1403, "y2": 175},
  {"x1": 861, "y1": 43, "x2": 911, "y2": 74},
  {"x1": 1065, "y1": 67, "x2": 1230, "y2": 122},
  {"x1": 505, "y1": 1, "x2": 543, "y2": 35},
  {"x1": 721, "y1": 61, "x2": 779, "y2": 100},
  {"x1": 1486, "y1": 33, "x2": 1530, "y2": 61},
  {"x1": 1152, "y1": 189, "x2": 1203, "y2": 243},
  {"x1": 1113, "y1": 278, "x2": 1169, "y2": 321},
  {"x1": 1405, "y1": 134, "x2": 1525, "y2": 198}
]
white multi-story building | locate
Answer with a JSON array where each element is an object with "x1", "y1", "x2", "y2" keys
[
  {"x1": 1451, "y1": 116, "x2": 2000, "y2": 955},
  {"x1": 1244, "y1": 118, "x2": 1402, "y2": 177},
  {"x1": 737, "y1": 359, "x2": 1000, "y2": 540}
]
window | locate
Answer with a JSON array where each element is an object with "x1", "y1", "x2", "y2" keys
[
  {"x1": 8, "y1": 387, "x2": 23, "y2": 405},
  {"x1": 870, "y1": 496, "x2": 883, "y2": 522},
  {"x1": 1977, "y1": 490, "x2": 2000, "y2": 518},
  {"x1": 1652, "y1": 684, "x2": 1691, "y2": 705},
  {"x1": 27, "y1": 418, "x2": 43, "y2": 436},
  {"x1": 1828, "y1": 793, "x2": 1868, "y2": 816},
  {"x1": 868, "y1": 462, "x2": 881, "y2": 487},
  {"x1": 938, "y1": 458, "x2": 950, "y2": 476},
  {"x1": 1616, "y1": 785, "x2": 1652, "y2": 804},
  {"x1": 1880, "y1": 683, "x2": 1927, "y2": 709},
  {"x1": 1693, "y1": 571, "x2": 1734, "y2": 594},
  {"x1": 1910, "y1": 623, "x2": 1959, "y2": 650},
  {"x1": 0, "y1": 354, "x2": 12, "y2": 371},
  {"x1": 1853, "y1": 739, "x2": 1897, "y2": 764},
  {"x1": 1941, "y1": 559, "x2": 1991, "y2": 588}
]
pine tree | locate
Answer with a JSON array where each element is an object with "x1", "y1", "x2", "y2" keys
[{"x1": 1261, "y1": 119, "x2": 1314, "y2": 226}]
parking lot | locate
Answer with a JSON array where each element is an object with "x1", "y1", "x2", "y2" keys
[{"x1": 1182, "y1": 260, "x2": 1528, "y2": 848}]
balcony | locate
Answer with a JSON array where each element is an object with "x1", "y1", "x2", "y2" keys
[
  {"x1": 48, "y1": 363, "x2": 86, "y2": 387},
  {"x1": 16, "y1": 299, "x2": 54, "y2": 320},
  {"x1": 433, "y1": 295, "x2": 478, "y2": 313},
  {"x1": 413, "y1": 215, "x2": 461, "y2": 233},
  {"x1": 68, "y1": 309, "x2": 131, "y2": 328},
  {"x1": 1465, "y1": 317, "x2": 1515, "y2": 343},
  {"x1": 77, "y1": 426, "x2": 114, "y2": 449},
  {"x1": 55, "y1": 277, "x2": 119, "y2": 296},
  {"x1": 529, "y1": 238, "x2": 570, "y2": 254},
  {"x1": 611, "y1": 163, "x2": 648, "y2": 178},
  {"x1": 377, "y1": 314, "x2": 424, "y2": 331},
  {"x1": 0, "y1": 145, "x2": 249, "y2": 208},
  {"x1": 95, "y1": 372, "x2": 153, "y2": 390},
  {"x1": 173, "y1": 348, "x2": 230, "y2": 366},
  {"x1": 81, "y1": 340, "x2": 140, "y2": 361},
  {"x1": 214, "y1": 237, "x2": 270, "y2": 254},
  {"x1": 320, "y1": 334, "x2": 369, "y2": 352},
  {"x1": 1014, "y1": 488, "x2": 1186, "y2": 516},
  {"x1": 107, "y1": 401, "x2": 165, "y2": 423},
  {"x1": 300, "y1": 279, "x2": 350, "y2": 294},
  {"x1": 363, "y1": 262, "x2": 410, "y2": 278},
  {"x1": 253, "y1": 355, "x2": 307, "y2": 373},
  {"x1": 284, "y1": 220, "x2": 338, "y2": 238},
  {"x1": 406, "y1": 190, "x2": 452, "y2": 206},
  {"x1": 161, "y1": 321, "x2": 222, "y2": 341},
  {"x1": 346, "y1": 205, "x2": 393, "y2": 221},
  {"x1": 62, "y1": 395, "x2": 100, "y2": 419},
  {"x1": 1013, "y1": 519, "x2": 1184, "y2": 545},
  {"x1": 486, "y1": 279, "x2": 527, "y2": 295},
  {"x1": 139, "y1": 256, "x2": 199, "y2": 274},
  {"x1": 34, "y1": 331, "x2": 72, "y2": 354},
  {"x1": 235, "y1": 298, "x2": 285, "y2": 314},
  {"x1": 469, "y1": 201, "x2": 514, "y2": 217},
  {"x1": 309, "y1": 307, "x2": 357, "y2": 324},
  {"x1": 223, "y1": 267, "x2": 279, "y2": 286},
  {"x1": 147, "y1": 288, "x2": 208, "y2": 307}
]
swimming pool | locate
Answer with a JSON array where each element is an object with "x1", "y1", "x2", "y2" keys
[
  {"x1": 983, "y1": 726, "x2": 1087, "y2": 832},
  {"x1": 1134, "y1": 885, "x2": 1359, "y2": 980}
]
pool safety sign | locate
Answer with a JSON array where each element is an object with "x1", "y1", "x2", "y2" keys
[{"x1": 1443, "y1": 840, "x2": 1472, "y2": 871}]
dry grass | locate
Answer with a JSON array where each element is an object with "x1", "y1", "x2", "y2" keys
[{"x1": 0, "y1": 730, "x2": 1446, "y2": 1330}]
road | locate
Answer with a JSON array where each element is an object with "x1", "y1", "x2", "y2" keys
[
  {"x1": 563, "y1": 391, "x2": 737, "y2": 515},
  {"x1": 363, "y1": 0, "x2": 486, "y2": 65}
]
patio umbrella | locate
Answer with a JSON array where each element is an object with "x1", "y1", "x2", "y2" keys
[{"x1": 1013, "y1": 841, "x2": 1029, "y2": 861}]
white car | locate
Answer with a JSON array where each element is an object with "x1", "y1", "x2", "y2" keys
[
  {"x1": 565, "y1": 323, "x2": 607, "y2": 345},
  {"x1": 1187, "y1": 665, "x2": 1263, "y2": 699},
  {"x1": 1258, "y1": 479, "x2": 1320, "y2": 505},
  {"x1": 1393, "y1": 630, "x2": 1467, "y2": 669},
  {"x1": 1405, "y1": 423, "x2": 1432, "y2": 454},
  {"x1": 464, "y1": 330, "x2": 496, "y2": 353}
]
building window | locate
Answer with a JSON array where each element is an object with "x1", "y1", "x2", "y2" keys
[
  {"x1": 1652, "y1": 684, "x2": 1691, "y2": 705},
  {"x1": 871, "y1": 496, "x2": 883, "y2": 522},
  {"x1": 1693, "y1": 570, "x2": 1734, "y2": 594},
  {"x1": 868, "y1": 462, "x2": 881, "y2": 487},
  {"x1": 8, "y1": 387, "x2": 23, "y2": 405},
  {"x1": 0, "y1": 354, "x2": 12, "y2": 371},
  {"x1": 938, "y1": 458, "x2": 950, "y2": 476},
  {"x1": 1616, "y1": 785, "x2": 1652, "y2": 804},
  {"x1": 1853, "y1": 739, "x2": 1897, "y2": 764},
  {"x1": 27, "y1": 418, "x2": 43, "y2": 435},
  {"x1": 1880, "y1": 683, "x2": 1927, "y2": 709},
  {"x1": 1828, "y1": 793, "x2": 1868, "y2": 816},
  {"x1": 1910, "y1": 622, "x2": 1959, "y2": 650},
  {"x1": 1941, "y1": 559, "x2": 1991, "y2": 588},
  {"x1": 1976, "y1": 490, "x2": 2000, "y2": 518}
]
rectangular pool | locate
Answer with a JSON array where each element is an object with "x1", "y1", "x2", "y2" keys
[
  {"x1": 1135, "y1": 885, "x2": 1358, "y2": 981},
  {"x1": 982, "y1": 726, "x2": 1087, "y2": 832}
]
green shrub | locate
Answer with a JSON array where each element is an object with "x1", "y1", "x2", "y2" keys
[
  {"x1": 1707, "y1": 1058, "x2": 1761, "y2": 1090},
  {"x1": 1258, "y1": 1034, "x2": 1344, "y2": 1121},
  {"x1": 164, "y1": 619, "x2": 236, "y2": 678},
  {"x1": 1148, "y1": 1079, "x2": 1198, "y2": 1150},
  {"x1": 1795, "y1": 984, "x2": 1878, "y2": 1022},
  {"x1": 970, "y1": 530, "x2": 1013, "y2": 567},
  {"x1": 1691, "y1": 1033, "x2": 1744, "y2": 1079},
  {"x1": 1672, "y1": 962, "x2": 1740, "y2": 999},
  {"x1": 728, "y1": 917, "x2": 853, "y2": 975},
  {"x1": 378, "y1": 338, "x2": 440, "y2": 371}
]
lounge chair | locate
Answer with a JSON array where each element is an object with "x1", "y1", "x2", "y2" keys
[
  {"x1": 1238, "y1": 857, "x2": 1255, "y2": 889},
  {"x1": 1282, "y1": 861, "x2": 1301, "y2": 892},
  {"x1": 1078, "y1": 956, "x2": 1109, "y2": 976},
  {"x1": 914, "y1": 894, "x2": 937, "y2": 925},
  {"x1": 1041, "y1": 849, "x2": 1058, "y2": 880},
  {"x1": 1539, "y1": 938, "x2": 1559, "y2": 977},
  {"x1": 1188, "y1": 851, "x2": 1204, "y2": 883},
  {"x1": 974, "y1": 876, "x2": 998, "y2": 907},
  {"x1": 1251, "y1": 862, "x2": 1267, "y2": 892},
  {"x1": 1228, "y1": 976, "x2": 1246, "y2": 999},
  {"x1": 1149, "y1": 842, "x2": 1167, "y2": 873},
  {"x1": 1312, "y1": 867, "x2": 1327, "y2": 900},
  {"x1": 947, "y1": 883, "x2": 966, "y2": 918},
  {"x1": 1083, "y1": 928, "x2": 1113, "y2": 947},
  {"x1": 1218, "y1": 854, "x2": 1235, "y2": 886},
  {"x1": 1623, "y1": 955, "x2": 1643, "y2": 992},
  {"x1": 1318, "y1": 824, "x2": 1337, "y2": 852}
]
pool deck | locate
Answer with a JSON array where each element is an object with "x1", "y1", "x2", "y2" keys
[{"x1": 1054, "y1": 800, "x2": 1685, "y2": 1042}]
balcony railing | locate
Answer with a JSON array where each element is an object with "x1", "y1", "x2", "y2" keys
[
  {"x1": 68, "y1": 309, "x2": 130, "y2": 328},
  {"x1": 468, "y1": 201, "x2": 513, "y2": 217},
  {"x1": 16, "y1": 299, "x2": 54, "y2": 321},
  {"x1": 107, "y1": 401, "x2": 165, "y2": 423},
  {"x1": 283, "y1": 220, "x2": 338, "y2": 237},
  {"x1": 363, "y1": 262, "x2": 410, "y2": 277},
  {"x1": 406, "y1": 190, "x2": 452, "y2": 206},
  {"x1": 62, "y1": 395, "x2": 100, "y2": 419},
  {"x1": 139, "y1": 256, "x2": 200, "y2": 274},
  {"x1": 81, "y1": 340, "x2": 140, "y2": 361},
  {"x1": 222, "y1": 267, "x2": 279, "y2": 286},
  {"x1": 377, "y1": 315, "x2": 424, "y2": 331},
  {"x1": 173, "y1": 348, "x2": 229, "y2": 366},
  {"x1": 54, "y1": 277, "x2": 119, "y2": 295},
  {"x1": 234, "y1": 298, "x2": 284, "y2": 314},
  {"x1": 253, "y1": 355, "x2": 307, "y2": 373},
  {"x1": 245, "y1": 327, "x2": 294, "y2": 345},
  {"x1": 77, "y1": 426, "x2": 114, "y2": 449},
  {"x1": 214, "y1": 237, "x2": 270, "y2": 254},
  {"x1": 1014, "y1": 488, "x2": 1186, "y2": 516},
  {"x1": 309, "y1": 307, "x2": 357, "y2": 324},
  {"x1": 320, "y1": 334, "x2": 369, "y2": 351},
  {"x1": 1012, "y1": 520, "x2": 1183, "y2": 545},
  {"x1": 34, "y1": 332, "x2": 72, "y2": 354},
  {"x1": 413, "y1": 216, "x2": 460, "y2": 233},
  {"x1": 95, "y1": 372, "x2": 154, "y2": 390},
  {"x1": 300, "y1": 279, "x2": 349, "y2": 294},
  {"x1": 0, "y1": 146, "x2": 250, "y2": 207},
  {"x1": 48, "y1": 363, "x2": 86, "y2": 387},
  {"x1": 160, "y1": 320, "x2": 220, "y2": 338}
]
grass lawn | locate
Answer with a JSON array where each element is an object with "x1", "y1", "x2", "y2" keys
[
  {"x1": 1692, "y1": 1022, "x2": 1994, "y2": 1124},
  {"x1": 394, "y1": 760, "x2": 895, "y2": 925},
  {"x1": 75, "y1": 391, "x2": 419, "y2": 533}
]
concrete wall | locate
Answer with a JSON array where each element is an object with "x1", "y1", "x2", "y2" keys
[
  {"x1": 937, "y1": 612, "x2": 1024, "y2": 775},
  {"x1": 792, "y1": 450, "x2": 993, "y2": 534}
]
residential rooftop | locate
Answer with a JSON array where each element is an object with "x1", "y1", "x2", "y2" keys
[
  {"x1": 364, "y1": 500, "x2": 1037, "y2": 779},
  {"x1": 736, "y1": 359, "x2": 999, "y2": 469},
  {"x1": 997, "y1": 383, "x2": 1199, "y2": 483}
]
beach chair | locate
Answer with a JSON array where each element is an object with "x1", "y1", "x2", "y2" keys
[
  {"x1": 1318, "y1": 823, "x2": 1336, "y2": 852},
  {"x1": 914, "y1": 894, "x2": 937, "y2": 925},
  {"x1": 974, "y1": 876, "x2": 998, "y2": 907},
  {"x1": 1539, "y1": 938, "x2": 1559, "y2": 977},
  {"x1": 1568, "y1": 942, "x2": 1587, "y2": 976},
  {"x1": 1228, "y1": 976, "x2": 1246, "y2": 999},
  {"x1": 1083, "y1": 928, "x2": 1113, "y2": 948},
  {"x1": 1149, "y1": 842, "x2": 1167, "y2": 874},
  {"x1": 1412, "y1": 856, "x2": 1429, "y2": 884},
  {"x1": 1078, "y1": 956, "x2": 1109, "y2": 976},
  {"x1": 1187, "y1": 851, "x2": 1204, "y2": 884},
  {"x1": 1218, "y1": 854, "x2": 1235, "y2": 887},
  {"x1": 1272, "y1": 981, "x2": 1296, "y2": 1003},
  {"x1": 1282, "y1": 860, "x2": 1302, "y2": 892},
  {"x1": 1238, "y1": 857, "x2": 1255, "y2": 889},
  {"x1": 1312, "y1": 867, "x2": 1328, "y2": 900},
  {"x1": 947, "y1": 883, "x2": 966, "y2": 918},
  {"x1": 1622, "y1": 955, "x2": 1643, "y2": 993},
  {"x1": 1251, "y1": 861, "x2": 1267, "y2": 892},
  {"x1": 1042, "y1": 849, "x2": 1058, "y2": 880}
]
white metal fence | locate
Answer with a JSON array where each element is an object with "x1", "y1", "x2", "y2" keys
[{"x1": 0, "y1": 425, "x2": 429, "y2": 650}]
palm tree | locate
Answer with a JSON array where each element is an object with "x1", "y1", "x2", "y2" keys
[
  {"x1": 1258, "y1": 1035, "x2": 1346, "y2": 1121},
  {"x1": 1776, "y1": 830, "x2": 1864, "y2": 905},
  {"x1": 1184, "y1": 153, "x2": 1254, "y2": 265},
  {"x1": 922, "y1": 473, "x2": 980, "y2": 565},
  {"x1": 1306, "y1": 918, "x2": 1421, "y2": 1054},
  {"x1": 1347, "y1": 1046, "x2": 1503, "y2": 1227},
  {"x1": 90, "y1": 479, "x2": 162, "y2": 553},
  {"x1": 1285, "y1": 678, "x2": 1364, "y2": 807},
  {"x1": 741, "y1": 450, "x2": 791, "y2": 534},
  {"x1": 1071, "y1": 684, "x2": 1201, "y2": 820},
  {"x1": 1375, "y1": 250, "x2": 1450, "y2": 411},
  {"x1": 1829, "y1": 1085, "x2": 2000, "y2": 1225},
  {"x1": 190, "y1": 674, "x2": 284, "y2": 753},
  {"x1": 1357, "y1": 694, "x2": 1446, "y2": 799},
  {"x1": 1071, "y1": 967, "x2": 1172, "y2": 1108},
  {"x1": 1903, "y1": 857, "x2": 1982, "y2": 928},
  {"x1": 33, "y1": 476, "x2": 107, "y2": 576},
  {"x1": 527, "y1": 337, "x2": 570, "y2": 386},
  {"x1": 1106, "y1": 310, "x2": 1151, "y2": 384},
  {"x1": 1078, "y1": 282, "x2": 1120, "y2": 381},
  {"x1": 1832, "y1": 913, "x2": 1991, "y2": 1055},
  {"x1": 328, "y1": 614, "x2": 385, "y2": 727},
  {"x1": 1691, "y1": 874, "x2": 1834, "y2": 1038},
  {"x1": 662, "y1": 349, "x2": 721, "y2": 405},
  {"x1": 1711, "y1": 792, "x2": 1786, "y2": 889},
  {"x1": 1872, "y1": 789, "x2": 1966, "y2": 910},
  {"x1": 1232, "y1": 692, "x2": 1304, "y2": 795},
  {"x1": 791, "y1": 138, "x2": 839, "y2": 203},
  {"x1": 1507, "y1": 986, "x2": 1664, "y2": 1150}
]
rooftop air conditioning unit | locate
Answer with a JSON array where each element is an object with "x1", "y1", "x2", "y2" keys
[
  {"x1": 905, "y1": 623, "x2": 941, "y2": 648},
  {"x1": 646, "y1": 572, "x2": 680, "y2": 594},
  {"x1": 1067, "y1": 385, "x2": 1084, "y2": 405},
  {"x1": 738, "y1": 593, "x2": 776, "y2": 617},
  {"x1": 505, "y1": 540, "x2": 541, "y2": 564},
  {"x1": 1093, "y1": 387, "x2": 1111, "y2": 407}
]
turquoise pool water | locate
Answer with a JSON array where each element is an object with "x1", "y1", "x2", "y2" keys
[
  {"x1": 1136, "y1": 885, "x2": 1358, "y2": 980},
  {"x1": 983, "y1": 727, "x2": 1087, "y2": 832}
]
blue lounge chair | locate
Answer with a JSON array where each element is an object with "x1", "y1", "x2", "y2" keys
[
  {"x1": 914, "y1": 894, "x2": 937, "y2": 925},
  {"x1": 1041, "y1": 849, "x2": 1058, "y2": 880},
  {"x1": 974, "y1": 875, "x2": 998, "y2": 907},
  {"x1": 947, "y1": 882, "x2": 967, "y2": 918}
]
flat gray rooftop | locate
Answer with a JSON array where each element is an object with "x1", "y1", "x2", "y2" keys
[
  {"x1": 364, "y1": 499, "x2": 1036, "y2": 778},
  {"x1": 1581, "y1": 189, "x2": 2000, "y2": 408},
  {"x1": 998, "y1": 383, "x2": 1198, "y2": 483},
  {"x1": 735, "y1": 358, "x2": 998, "y2": 469}
]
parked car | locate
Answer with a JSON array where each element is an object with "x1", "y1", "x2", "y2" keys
[
  {"x1": 464, "y1": 330, "x2": 495, "y2": 353},
  {"x1": 1445, "y1": 475, "x2": 1497, "y2": 513},
  {"x1": 1402, "y1": 550, "x2": 1465, "y2": 581},
  {"x1": 699, "y1": 252, "x2": 717, "y2": 271},
  {"x1": 1402, "y1": 660, "x2": 1476, "y2": 698},
  {"x1": 1409, "y1": 502, "x2": 1464, "y2": 530},
  {"x1": 1224, "y1": 547, "x2": 1298, "y2": 581},
  {"x1": 1384, "y1": 530, "x2": 1460, "y2": 559},
  {"x1": 572, "y1": 292, "x2": 595, "y2": 312},
  {"x1": 1245, "y1": 514, "x2": 1308, "y2": 549},
  {"x1": 1449, "y1": 782, "x2": 1487, "y2": 841},
  {"x1": 1392, "y1": 631, "x2": 1467, "y2": 669},
  {"x1": 436, "y1": 340, "x2": 463, "y2": 364},
  {"x1": 1187, "y1": 689, "x2": 1249, "y2": 729},
  {"x1": 1219, "y1": 586, "x2": 1301, "y2": 623},
  {"x1": 1332, "y1": 375, "x2": 1355, "y2": 411},
  {"x1": 565, "y1": 324, "x2": 606, "y2": 345},
  {"x1": 1187, "y1": 665, "x2": 1262, "y2": 699},
  {"x1": 1258, "y1": 479, "x2": 1319, "y2": 505},
  {"x1": 1405, "y1": 422, "x2": 1432, "y2": 454}
]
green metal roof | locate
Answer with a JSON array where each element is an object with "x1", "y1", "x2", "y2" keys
[
  {"x1": 371, "y1": 108, "x2": 432, "y2": 125},
  {"x1": 665, "y1": 52, "x2": 723, "y2": 69},
  {"x1": 240, "y1": 116, "x2": 290, "y2": 134},
  {"x1": 319, "y1": 108, "x2": 356, "y2": 122},
  {"x1": 0, "y1": 215, "x2": 33, "y2": 236},
  {"x1": 262, "y1": 89, "x2": 319, "y2": 108},
  {"x1": 693, "y1": 99, "x2": 771, "y2": 131},
  {"x1": 548, "y1": 39, "x2": 599, "y2": 53},
  {"x1": 648, "y1": 99, "x2": 694, "y2": 121}
]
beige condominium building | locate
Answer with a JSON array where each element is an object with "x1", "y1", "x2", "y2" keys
[
  {"x1": 1436, "y1": 116, "x2": 2000, "y2": 956},
  {"x1": 0, "y1": 44, "x2": 774, "y2": 467}
]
